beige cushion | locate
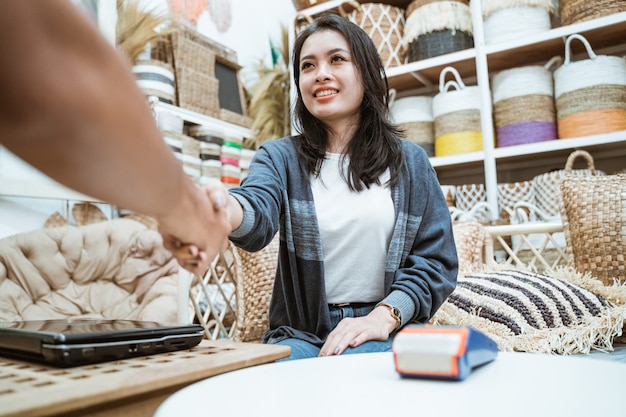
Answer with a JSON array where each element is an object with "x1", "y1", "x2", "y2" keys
[{"x1": 0, "y1": 219, "x2": 180, "y2": 323}]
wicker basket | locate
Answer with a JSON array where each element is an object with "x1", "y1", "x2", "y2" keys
[
  {"x1": 492, "y1": 56, "x2": 560, "y2": 147},
  {"x1": 176, "y1": 67, "x2": 220, "y2": 117},
  {"x1": 233, "y1": 235, "x2": 280, "y2": 343},
  {"x1": 482, "y1": 0, "x2": 555, "y2": 44},
  {"x1": 532, "y1": 150, "x2": 605, "y2": 217},
  {"x1": 559, "y1": 0, "x2": 626, "y2": 26},
  {"x1": 559, "y1": 174, "x2": 626, "y2": 286},
  {"x1": 402, "y1": 0, "x2": 473, "y2": 62},
  {"x1": 343, "y1": 2, "x2": 406, "y2": 68},
  {"x1": 390, "y1": 92, "x2": 434, "y2": 155},
  {"x1": 292, "y1": 0, "x2": 332, "y2": 11},
  {"x1": 553, "y1": 34, "x2": 626, "y2": 139},
  {"x1": 433, "y1": 66, "x2": 482, "y2": 156}
]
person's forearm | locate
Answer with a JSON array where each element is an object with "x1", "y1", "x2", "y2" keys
[{"x1": 0, "y1": 0, "x2": 188, "y2": 220}]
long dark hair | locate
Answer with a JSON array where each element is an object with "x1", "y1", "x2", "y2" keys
[{"x1": 291, "y1": 13, "x2": 404, "y2": 192}]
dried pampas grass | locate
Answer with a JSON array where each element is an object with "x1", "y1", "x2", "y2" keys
[
  {"x1": 116, "y1": 0, "x2": 173, "y2": 64},
  {"x1": 245, "y1": 25, "x2": 291, "y2": 150}
]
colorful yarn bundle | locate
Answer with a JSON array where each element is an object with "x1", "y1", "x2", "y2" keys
[
  {"x1": 492, "y1": 57, "x2": 560, "y2": 147},
  {"x1": 433, "y1": 66, "x2": 482, "y2": 156},
  {"x1": 481, "y1": 0, "x2": 555, "y2": 45},
  {"x1": 402, "y1": 0, "x2": 473, "y2": 62},
  {"x1": 553, "y1": 34, "x2": 626, "y2": 139}
]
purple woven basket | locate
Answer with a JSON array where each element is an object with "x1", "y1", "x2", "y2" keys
[{"x1": 496, "y1": 121, "x2": 557, "y2": 147}]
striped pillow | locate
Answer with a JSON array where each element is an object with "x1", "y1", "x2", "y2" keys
[{"x1": 431, "y1": 269, "x2": 625, "y2": 354}]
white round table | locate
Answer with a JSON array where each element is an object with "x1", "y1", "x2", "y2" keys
[{"x1": 155, "y1": 351, "x2": 626, "y2": 417}]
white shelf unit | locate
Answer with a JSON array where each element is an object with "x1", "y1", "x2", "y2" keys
[{"x1": 292, "y1": 1, "x2": 626, "y2": 219}]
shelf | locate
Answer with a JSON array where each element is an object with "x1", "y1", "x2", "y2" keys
[
  {"x1": 484, "y1": 11, "x2": 626, "y2": 71},
  {"x1": 153, "y1": 101, "x2": 253, "y2": 139}
]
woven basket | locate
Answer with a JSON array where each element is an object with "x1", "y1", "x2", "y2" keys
[
  {"x1": 133, "y1": 60, "x2": 176, "y2": 105},
  {"x1": 483, "y1": 6, "x2": 552, "y2": 45},
  {"x1": 433, "y1": 66, "x2": 482, "y2": 156},
  {"x1": 532, "y1": 150, "x2": 605, "y2": 217},
  {"x1": 403, "y1": 0, "x2": 473, "y2": 62},
  {"x1": 292, "y1": 0, "x2": 332, "y2": 11},
  {"x1": 559, "y1": 174, "x2": 626, "y2": 286},
  {"x1": 497, "y1": 181, "x2": 535, "y2": 224},
  {"x1": 176, "y1": 67, "x2": 220, "y2": 117},
  {"x1": 559, "y1": 0, "x2": 626, "y2": 26},
  {"x1": 492, "y1": 56, "x2": 560, "y2": 147},
  {"x1": 553, "y1": 34, "x2": 626, "y2": 139},
  {"x1": 389, "y1": 92, "x2": 434, "y2": 155},
  {"x1": 232, "y1": 235, "x2": 280, "y2": 343},
  {"x1": 342, "y1": 2, "x2": 406, "y2": 68}
]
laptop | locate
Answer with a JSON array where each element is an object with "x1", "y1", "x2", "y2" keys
[{"x1": 0, "y1": 319, "x2": 204, "y2": 367}]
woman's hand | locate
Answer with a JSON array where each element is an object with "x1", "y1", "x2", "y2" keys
[{"x1": 318, "y1": 306, "x2": 398, "y2": 356}]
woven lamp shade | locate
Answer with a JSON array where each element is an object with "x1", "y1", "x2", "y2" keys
[{"x1": 559, "y1": 0, "x2": 626, "y2": 26}]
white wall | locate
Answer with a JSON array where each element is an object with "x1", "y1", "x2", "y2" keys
[{"x1": 0, "y1": 0, "x2": 296, "y2": 238}]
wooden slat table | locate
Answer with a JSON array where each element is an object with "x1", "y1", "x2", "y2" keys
[{"x1": 0, "y1": 340, "x2": 290, "y2": 417}]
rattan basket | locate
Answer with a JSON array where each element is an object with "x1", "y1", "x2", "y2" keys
[
  {"x1": 532, "y1": 150, "x2": 605, "y2": 217},
  {"x1": 292, "y1": 0, "x2": 332, "y2": 11},
  {"x1": 343, "y1": 2, "x2": 406, "y2": 68},
  {"x1": 492, "y1": 56, "x2": 560, "y2": 147},
  {"x1": 559, "y1": 0, "x2": 626, "y2": 26},
  {"x1": 433, "y1": 66, "x2": 482, "y2": 156},
  {"x1": 402, "y1": 0, "x2": 473, "y2": 62},
  {"x1": 233, "y1": 235, "x2": 280, "y2": 343},
  {"x1": 553, "y1": 34, "x2": 626, "y2": 139},
  {"x1": 390, "y1": 92, "x2": 434, "y2": 155},
  {"x1": 559, "y1": 174, "x2": 626, "y2": 286},
  {"x1": 481, "y1": 0, "x2": 555, "y2": 44}
]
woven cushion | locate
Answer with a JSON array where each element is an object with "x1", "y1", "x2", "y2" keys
[
  {"x1": 431, "y1": 268, "x2": 625, "y2": 354},
  {"x1": 559, "y1": 174, "x2": 626, "y2": 286}
]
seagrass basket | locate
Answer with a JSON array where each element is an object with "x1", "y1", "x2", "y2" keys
[
  {"x1": 402, "y1": 0, "x2": 473, "y2": 62},
  {"x1": 553, "y1": 34, "x2": 626, "y2": 139},
  {"x1": 292, "y1": 0, "x2": 332, "y2": 11},
  {"x1": 559, "y1": 174, "x2": 626, "y2": 286},
  {"x1": 491, "y1": 56, "x2": 560, "y2": 147},
  {"x1": 390, "y1": 92, "x2": 434, "y2": 156},
  {"x1": 433, "y1": 66, "x2": 482, "y2": 156},
  {"x1": 559, "y1": 0, "x2": 626, "y2": 26},
  {"x1": 532, "y1": 150, "x2": 605, "y2": 217},
  {"x1": 233, "y1": 235, "x2": 280, "y2": 343},
  {"x1": 482, "y1": 0, "x2": 555, "y2": 44}
]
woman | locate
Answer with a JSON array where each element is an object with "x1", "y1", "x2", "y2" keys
[{"x1": 182, "y1": 13, "x2": 458, "y2": 360}]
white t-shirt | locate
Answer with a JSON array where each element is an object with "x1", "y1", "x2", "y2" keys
[{"x1": 310, "y1": 153, "x2": 395, "y2": 304}]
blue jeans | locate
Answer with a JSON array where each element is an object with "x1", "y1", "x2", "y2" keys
[{"x1": 272, "y1": 304, "x2": 394, "y2": 361}]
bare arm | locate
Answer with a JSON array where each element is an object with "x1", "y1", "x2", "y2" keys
[{"x1": 0, "y1": 1, "x2": 230, "y2": 273}]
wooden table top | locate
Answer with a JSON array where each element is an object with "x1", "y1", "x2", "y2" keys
[{"x1": 0, "y1": 340, "x2": 290, "y2": 417}]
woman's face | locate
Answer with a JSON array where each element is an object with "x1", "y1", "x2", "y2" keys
[{"x1": 298, "y1": 29, "x2": 364, "y2": 128}]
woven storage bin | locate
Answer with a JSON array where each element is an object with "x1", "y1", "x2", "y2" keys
[
  {"x1": 176, "y1": 67, "x2": 220, "y2": 117},
  {"x1": 532, "y1": 150, "x2": 605, "y2": 218},
  {"x1": 554, "y1": 34, "x2": 626, "y2": 139},
  {"x1": 389, "y1": 91, "x2": 434, "y2": 156},
  {"x1": 292, "y1": 0, "x2": 331, "y2": 11},
  {"x1": 433, "y1": 66, "x2": 482, "y2": 156},
  {"x1": 559, "y1": 0, "x2": 626, "y2": 26},
  {"x1": 482, "y1": 0, "x2": 555, "y2": 45},
  {"x1": 559, "y1": 174, "x2": 626, "y2": 286},
  {"x1": 456, "y1": 181, "x2": 535, "y2": 224},
  {"x1": 402, "y1": 0, "x2": 473, "y2": 62},
  {"x1": 343, "y1": 2, "x2": 406, "y2": 68},
  {"x1": 492, "y1": 56, "x2": 560, "y2": 147},
  {"x1": 133, "y1": 60, "x2": 176, "y2": 105}
]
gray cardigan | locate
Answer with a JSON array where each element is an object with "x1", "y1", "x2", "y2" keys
[{"x1": 229, "y1": 136, "x2": 458, "y2": 346}]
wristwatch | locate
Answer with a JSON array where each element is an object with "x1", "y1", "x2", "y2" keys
[{"x1": 377, "y1": 303, "x2": 401, "y2": 330}]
